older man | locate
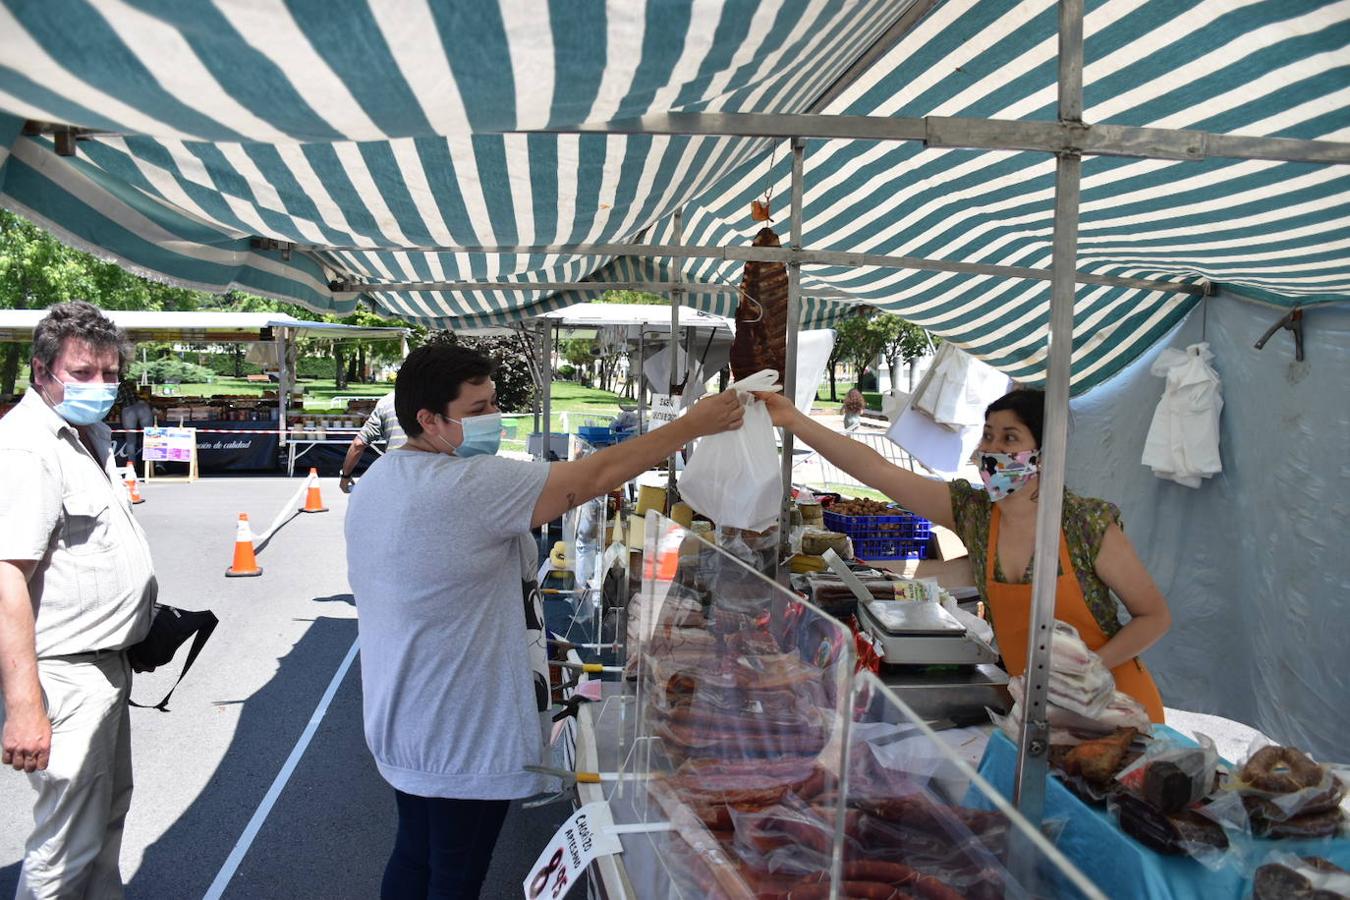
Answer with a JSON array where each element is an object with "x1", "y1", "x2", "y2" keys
[{"x1": 0, "y1": 301, "x2": 157, "y2": 899}]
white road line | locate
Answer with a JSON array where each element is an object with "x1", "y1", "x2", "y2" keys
[{"x1": 202, "y1": 638, "x2": 360, "y2": 900}]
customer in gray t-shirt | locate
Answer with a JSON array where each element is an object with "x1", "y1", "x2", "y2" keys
[{"x1": 345, "y1": 342, "x2": 744, "y2": 899}]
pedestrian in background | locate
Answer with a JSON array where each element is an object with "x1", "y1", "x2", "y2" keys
[
  {"x1": 842, "y1": 387, "x2": 866, "y2": 431},
  {"x1": 116, "y1": 379, "x2": 153, "y2": 474},
  {"x1": 339, "y1": 391, "x2": 405, "y2": 494}
]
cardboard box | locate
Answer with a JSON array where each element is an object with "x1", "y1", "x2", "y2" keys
[{"x1": 931, "y1": 524, "x2": 969, "y2": 561}]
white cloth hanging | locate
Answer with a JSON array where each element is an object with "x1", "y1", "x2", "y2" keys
[
  {"x1": 1141, "y1": 342, "x2": 1224, "y2": 488},
  {"x1": 913, "y1": 344, "x2": 1005, "y2": 430},
  {"x1": 891, "y1": 344, "x2": 1010, "y2": 475}
]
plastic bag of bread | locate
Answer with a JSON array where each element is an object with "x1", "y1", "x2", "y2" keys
[
  {"x1": 1227, "y1": 741, "x2": 1347, "y2": 837},
  {"x1": 1250, "y1": 852, "x2": 1350, "y2": 899},
  {"x1": 1116, "y1": 734, "x2": 1220, "y2": 813}
]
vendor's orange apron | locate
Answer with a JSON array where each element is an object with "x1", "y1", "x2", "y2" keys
[{"x1": 984, "y1": 506, "x2": 1165, "y2": 722}]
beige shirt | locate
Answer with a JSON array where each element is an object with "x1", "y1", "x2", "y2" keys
[{"x1": 0, "y1": 389, "x2": 155, "y2": 657}]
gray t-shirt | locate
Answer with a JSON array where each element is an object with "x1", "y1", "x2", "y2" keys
[{"x1": 345, "y1": 449, "x2": 552, "y2": 799}]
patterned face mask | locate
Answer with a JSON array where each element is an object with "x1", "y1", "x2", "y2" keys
[{"x1": 977, "y1": 449, "x2": 1040, "y2": 501}]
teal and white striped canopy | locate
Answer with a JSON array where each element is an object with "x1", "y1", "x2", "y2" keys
[{"x1": 0, "y1": 0, "x2": 1346, "y2": 391}]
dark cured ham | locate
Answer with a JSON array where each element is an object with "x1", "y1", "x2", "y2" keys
[{"x1": 730, "y1": 227, "x2": 789, "y2": 382}]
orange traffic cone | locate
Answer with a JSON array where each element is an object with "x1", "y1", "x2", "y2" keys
[
  {"x1": 225, "y1": 513, "x2": 262, "y2": 577},
  {"x1": 300, "y1": 467, "x2": 329, "y2": 513},
  {"x1": 124, "y1": 462, "x2": 144, "y2": 505}
]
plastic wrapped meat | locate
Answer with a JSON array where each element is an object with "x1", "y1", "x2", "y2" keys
[{"x1": 730, "y1": 227, "x2": 789, "y2": 382}]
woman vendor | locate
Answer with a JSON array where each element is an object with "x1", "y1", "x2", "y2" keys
[{"x1": 758, "y1": 388, "x2": 1169, "y2": 721}]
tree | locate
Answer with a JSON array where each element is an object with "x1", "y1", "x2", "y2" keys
[
  {"x1": 424, "y1": 330, "x2": 536, "y2": 412},
  {"x1": 596, "y1": 289, "x2": 665, "y2": 305},
  {"x1": 826, "y1": 311, "x2": 873, "y2": 400},
  {"x1": 826, "y1": 309, "x2": 933, "y2": 398},
  {"x1": 866, "y1": 313, "x2": 934, "y2": 392},
  {"x1": 0, "y1": 209, "x2": 203, "y2": 394}
]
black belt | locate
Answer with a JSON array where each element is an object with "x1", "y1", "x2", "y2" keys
[{"x1": 50, "y1": 647, "x2": 125, "y2": 662}]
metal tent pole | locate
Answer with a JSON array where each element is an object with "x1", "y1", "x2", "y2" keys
[
  {"x1": 540, "y1": 318, "x2": 553, "y2": 460},
  {"x1": 667, "y1": 210, "x2": 683, "y2": 511},
  {"x1": 636, "y1": 330, "x2": 647, "y2": 433},
  {"x1": 1014, "y1": 0, "x2": 1084, "y2": 826},
  {"x1": 779, "y1": 138, "x2": 805, "y2": 574},
  {"x1": 276, "y1": 327, "x2": 289, "y2": 453},
  {"x1": 321, "y1": 251, "x2": 1203, "y2": 298}
]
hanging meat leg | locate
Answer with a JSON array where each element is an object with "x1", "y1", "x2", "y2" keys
[{"x1": 730, "y1": 227, "x2": 789, "y2": 382}]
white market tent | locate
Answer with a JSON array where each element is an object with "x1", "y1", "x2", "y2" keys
[
  {"x1": 0, "y1": 309, "x2": 407, "y2": 446},
  {"x1": 1, "y1": 0, "x2": 1347, "y2": 810},
  {"x1": 0, "y1": 309, "x2": 407, "y2": 343}
]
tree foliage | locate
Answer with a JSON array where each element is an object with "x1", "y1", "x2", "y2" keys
[
  {"x1": 825, "y1": 308, "x2": 934, "y2": 399},
  {"x1": 129, "y1": 358, "x2": 214, "y2": 384},
  {"x1": 596, "y1": 289, "x2": 665, "y2": 305},
  {"x1": 423, "y1": 330, "x2": 536, "y2": 413},
  {"x1": 0, "y1": 210, "x2": 411, "y2": 394}
]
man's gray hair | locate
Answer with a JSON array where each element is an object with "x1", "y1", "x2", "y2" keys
[{"x1": 32, "y1": 301, "x2": 130, "y2": 378}]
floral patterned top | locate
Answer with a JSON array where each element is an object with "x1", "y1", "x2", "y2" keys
[{"x1": 947, "y1": 479, "x2": 1125, "y2": 637}]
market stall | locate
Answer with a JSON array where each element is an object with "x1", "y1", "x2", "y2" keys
[
  {"x1": 0, "y1": 309, "x2": 405, "y2": 474},
  {"x1": 3, "y1": 3, "x2": 1348, "y2": 897}
]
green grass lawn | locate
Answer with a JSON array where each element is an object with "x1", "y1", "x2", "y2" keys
[
  {"x1": 813, "y1": 383, "x2": 882, "y2": 411},
  {"x1": 501, "y1": 381, "x2": 629, "y2": 451},
  {"x1": 153, "y1": 378, "x2": 391, "y2": 412},
  {"x1": 808, "y1": 482, "x2": 891, "y2": 502}
]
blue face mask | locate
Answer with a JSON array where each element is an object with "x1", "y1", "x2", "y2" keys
[
  {"x1": 45, "y1": 381, "x2": 118, "y2": 426},
  {"x1": 436, "y1": 412, "x2": 503, "y2": 458}
]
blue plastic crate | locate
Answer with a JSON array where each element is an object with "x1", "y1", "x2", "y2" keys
[
  {"x1": 850, "y1": 537, "x2": 930, "y2": 560},
  {"x1": 822, "y1": 508, "x2": 932, "y2": 560},
  {"x1": 577, "y1": 425, "x2": 616, "y2": 447}
]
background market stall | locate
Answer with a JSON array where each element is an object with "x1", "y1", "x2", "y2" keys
[{"x1": 0, "y1": 308, "x2": 406, "y2": 472}]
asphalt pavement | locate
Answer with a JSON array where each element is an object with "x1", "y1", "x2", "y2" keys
[{"x1": 0, "y1": 475, "x2": 569, "y2": 899}]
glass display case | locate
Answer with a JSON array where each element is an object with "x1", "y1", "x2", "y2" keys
[
  {"x1": 571, "y1": 512, "x2": 1103, "y2": 899},
  {"x1": 594, "y1": 512, "x2": 854, "y2": 897},
  {"x1": 835, "y1": 673, "x2": 1103, "y2": 899}
]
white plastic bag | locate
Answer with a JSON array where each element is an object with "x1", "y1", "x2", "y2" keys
[{"x1": 678, "y1": 369, "x2": 782, "y2": 531}]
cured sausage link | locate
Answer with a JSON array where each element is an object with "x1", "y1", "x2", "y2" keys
[{"x1": 786, "y1": 882, "x2": 911, "y2": 899}]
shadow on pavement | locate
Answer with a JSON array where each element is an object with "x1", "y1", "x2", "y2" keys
[
  {"x1": 312, "y1": 593, "x2": 356, "y2": 606},
  {"x1": 3, "y1": 609, "x2": 571, "y2": 899},
  {"x1": 125, "y1": 610, "x2": 570, "y2": 899},
  {"x1": 128, "y1": 615, "x2": 375, "y2": 899}
]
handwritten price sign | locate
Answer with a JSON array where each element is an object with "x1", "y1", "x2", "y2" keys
[{"x1": 523, "y1": 801, "x2": 622, "y2": 900}]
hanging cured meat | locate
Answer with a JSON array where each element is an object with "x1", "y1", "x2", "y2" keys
[{"x1": 730, "y1": 227, "x2": 789, "y2": 382}]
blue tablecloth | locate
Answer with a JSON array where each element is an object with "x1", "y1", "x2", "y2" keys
[{"x1": 972, "y1": 728, "x2": 1350, "y2": 899}]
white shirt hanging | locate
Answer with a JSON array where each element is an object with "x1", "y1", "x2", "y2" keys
[{"x1": 1141, "y1": 342, "x2": 1224, "y2": 488}]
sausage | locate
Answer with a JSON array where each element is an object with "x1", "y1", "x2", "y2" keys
[
  {"x1": 843, "y1": 861, "x2": 921, "y2": 884},
  {"x1": 911, "y1": 875, "x2": 965, "y2": 900},
  {"x1": 772, "y1": 816, "x2": 833, "y2": 855},
  {"x1": 787, "y1": 883, "x2": 907, "y2": 900}
]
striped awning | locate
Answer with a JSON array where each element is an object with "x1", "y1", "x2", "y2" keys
[{"x1": 0, "y1": 0, "x2": 1346, "y2": 392}]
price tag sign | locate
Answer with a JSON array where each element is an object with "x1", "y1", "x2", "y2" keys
[
  {"x1": 142, "y1": 426, "x2": 195, "y2": 462},
  {"x1": 648, "y1": 394, "x2": 683, "y2": 429},
  {"x1": 522, "y1": 801, "x2": 622, "y2": 900}
]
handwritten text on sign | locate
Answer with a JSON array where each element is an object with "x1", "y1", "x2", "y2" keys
[
  {"x1": 522, "y1": 801, "x2": 622, "y2": 900},
  {"x1": 648, "y1": 394, "x2": 683, "y2": 429}
]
